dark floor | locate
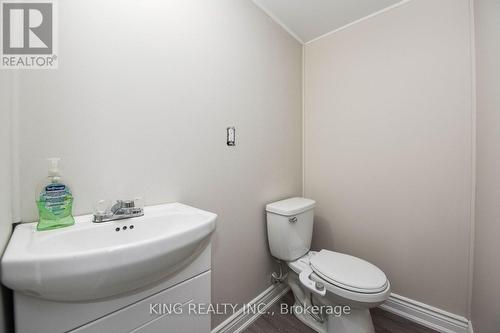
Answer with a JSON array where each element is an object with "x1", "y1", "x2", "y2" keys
[{"x1": 244, "y1": 292, "x2": 438, "y2": 333}]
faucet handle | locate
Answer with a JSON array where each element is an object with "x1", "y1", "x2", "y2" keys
[
  {"x1": 94, "y1": 199, "x2": 111, "y2": 215},
  {"x1": 121, "y1": 200, "x2": 135, "y2": 208},
  {"x1": 113, "y1": 198, "x2": 144, "y2": 214}
]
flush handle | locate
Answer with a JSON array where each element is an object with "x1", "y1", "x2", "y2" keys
[{"x1": 289, "y1": 217, "x2": 297, "y2": 223}]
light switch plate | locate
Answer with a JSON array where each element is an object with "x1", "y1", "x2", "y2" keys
[{"x1": 227, "y1": 127, "x2": 235, "y2": 146}]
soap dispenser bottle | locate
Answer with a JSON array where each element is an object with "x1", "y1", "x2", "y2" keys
[{"x1": 36, "y1": 158, "x2": 75, "y2": 231}]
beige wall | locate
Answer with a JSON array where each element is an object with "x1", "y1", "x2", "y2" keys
[
  {"x1": 304, "y1": 0, "x2": 474, "y2": 316},
  {"x1": 472, "y1": 0, "x2": 500, "y2": 331},
  {"x1": 0, "y1": 73, "x2": 13, "y2": 333},
  {"x1": 14, "y1": 0, "x2": 302, "y2": 327}
]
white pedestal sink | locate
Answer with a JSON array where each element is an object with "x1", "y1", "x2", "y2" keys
[{"x1": 1, "y1": 203, "x2": 217, "y2": 333}]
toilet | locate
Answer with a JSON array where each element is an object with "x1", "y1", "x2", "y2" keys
[{"x1": 266, "y1": 197, "x2": 391, "y2": 333}]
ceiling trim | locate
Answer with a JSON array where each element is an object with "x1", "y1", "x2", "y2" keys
[
  {"x1": 306, "y1": 0, "x2": 412, "y2": 45},
  {"x1": 252, "y1": 0, "x2": 413, "y2": 45},
  {"x1": 252, "y1": 0, "x2": 304, "y2": 44}
]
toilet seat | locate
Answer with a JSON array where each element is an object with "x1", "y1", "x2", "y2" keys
[
  {"x1": 288, "y1": 250, "x2": 390, "y2": 304},
  {"x1": 310, "y1": 250, "x2": 388, "y2": 294}
]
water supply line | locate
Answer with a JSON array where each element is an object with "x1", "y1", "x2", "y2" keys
[{"x1": 271, "y1": 260, "x2": 288, "y2": 284}]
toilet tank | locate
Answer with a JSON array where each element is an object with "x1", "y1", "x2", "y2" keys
[{"x1": 266, "y1": 197, "x2": 315, "y2": 261}]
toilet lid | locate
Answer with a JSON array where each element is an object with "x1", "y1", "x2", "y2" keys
[{"x1": 310, "y1": 250, "x2": 388, "y2": 293}]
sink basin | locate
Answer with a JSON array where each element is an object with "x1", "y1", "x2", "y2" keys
[{"x1": 1, "y1": 203, "x2": 216, "y2": 302}]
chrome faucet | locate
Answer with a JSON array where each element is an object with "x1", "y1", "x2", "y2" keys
[{"x1": 93, "y1": 199, "x2": 144, "y2": 223}]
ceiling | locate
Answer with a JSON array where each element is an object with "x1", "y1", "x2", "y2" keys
[{"x1": 252, "y1": 0, "x2": 405, "y2": 43}]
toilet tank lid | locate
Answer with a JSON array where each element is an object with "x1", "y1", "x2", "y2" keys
[{"x1": 266, "y1": 197, "x2": 316, "y2": 216}]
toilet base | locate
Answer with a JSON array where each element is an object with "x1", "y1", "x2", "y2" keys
[
  {"x1": 292, "y1": 301, "x2": 327, "y2": 333},
  {"x1": 292, "y1": 301, "x2": 375, "y2": 333},
  {"x1": 287, "y1": 270, "x2": 377, "y2": 333}
]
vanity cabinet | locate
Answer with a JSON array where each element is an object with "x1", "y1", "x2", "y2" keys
[
  {"x1": 13, "y1": 244, "x2": 212, "y2": 333},
  {"x1": 72, "y1": 271, "x2": 210, "y2": 333}
]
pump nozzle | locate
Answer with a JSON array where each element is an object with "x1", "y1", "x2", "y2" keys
[{"x1": 47, "y1": 157, "x2": 62, "y2": 177}]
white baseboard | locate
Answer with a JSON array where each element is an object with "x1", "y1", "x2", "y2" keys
[
  {"x1": 211, "y1": 283, "x2": 290, "y2": 333},
  {"x1": 379, "y1": 293, "x2": 469, "y2": 333},
  {"x1": 212, "y1": 286, "x2": 471, "y2": 333}
]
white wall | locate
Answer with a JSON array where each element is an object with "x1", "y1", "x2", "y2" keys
[
  {"x1": 0, "y1": 73, "x2": 13, "y2": 333},
  {"x1": 15, "y1": 0, "x2": 302, "y2": 327},
  {"x1": 304, "y1": 0, "x2": 474, "y2": 316},
  {"x1": 472, "y1": 0, "x2": 500, "y2": 331}
]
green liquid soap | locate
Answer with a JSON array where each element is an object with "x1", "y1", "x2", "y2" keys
[
  {"x1": 36, "y1": 189, "x2": 75, "y2": 231},
  {"x1": 36, "y1": 158, "x2": 75, "y2": 231}
]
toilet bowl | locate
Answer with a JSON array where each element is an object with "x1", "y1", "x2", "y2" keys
[
  {"x1": 266, "y1": 198, "x2": 391, "y2": 333},
  {"x1": 286, "y1": 251, "x2": 390, "y2": 333}
]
